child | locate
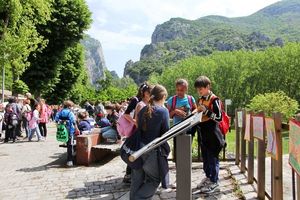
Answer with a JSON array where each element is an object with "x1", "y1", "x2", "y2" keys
[
  {"x1": 130, "y1": 85, "x2": 170, "y2": 199},
  {"x1": 100, "y1": 104, "x2": 119, "y2": 143},
  {"x1": 135, "y1": 84, "x2": 152, "y2": 126},
  {"x1": 28, "y1": 103, "x2": 44, "y2": 142},
  {"x1": 55, "y1": 100, "x2": 77, "y2": 167},
  {"x1": 77, "y1": 111, "x2": 92, "y2": 134},
  {"x1": 4, "y1": 104, "x2": 18, "y2": 143},
  {"x1": 167, "y1": 79, "x2": 197, "y2": 164},
  {"x1": 122, "y1": 82, "x2": 151, "y2": 183},
  {"x1": 194, "y1": 76, "x2": 225, "y2": 194},
  {"x1": 167, "y1": 79, "x2": 197, "y2": 125}
]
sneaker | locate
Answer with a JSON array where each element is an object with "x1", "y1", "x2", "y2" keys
[
  {"x1": 197, "y1": 177, "x2": 210, "y2": 189},
  {"x1": 66, "y1": 161, "x2": 73, "y2": 167},
  {"x1": 123, "y1": 174, "x2": 131, "y2": 184},
  {"x1": 200, "y1": 181, "x2": 219, "y2": 194},
  {"x1": 38, "y1": 137, "x2": 45, "y2": 142}
]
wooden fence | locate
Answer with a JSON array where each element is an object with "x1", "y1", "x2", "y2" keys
[{"x1": 234, "y1": 109, "x2": 300, "y2": 200}]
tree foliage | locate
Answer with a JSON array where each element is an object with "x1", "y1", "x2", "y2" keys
[
  {"x1": 150, "y1": 43, "x2": 300, "y2": 117},
  {"x1": 247, "y1": 91, "x2": 299, "y2": 122},
  {"x1": 21, "y1": 0, "x2": 92, "y2": 97}
]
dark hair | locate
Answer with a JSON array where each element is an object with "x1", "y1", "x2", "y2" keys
[
  {"x1": 136, "y1": 82, "x2": 151, "y2": 99},
  {"x1": 142, "y1": 84, "x2": 168, "y2": 131},
  {"x1": 175, "y1": 78, "x2": 188, "y2": 88},
  {"x1": 33, "y1": 103, "x2": 40, "y2": 110},
  {"x1": 8, "y1": 97, "x2": 17, "y2": 103},
  {"x1": 194, "y1": 76, "x2": 211, "y2": 88}
]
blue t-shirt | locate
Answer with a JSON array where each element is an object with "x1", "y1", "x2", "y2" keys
[
  {"x1": 167, "y1": 95, "x2": 196, "y2": 124},
  {"x1": 138, "y1": 105, "x2": 170, "y2": 145}
]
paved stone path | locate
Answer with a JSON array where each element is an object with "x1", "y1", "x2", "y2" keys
[{"x1": 0, "y1": 124, "x2": 241, "y2": 200}]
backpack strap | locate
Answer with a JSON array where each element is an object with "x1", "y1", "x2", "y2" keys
[
  {"x1": 208, "y1": 95, "x2": 218, "y2": 110},
  {"x1": 171, "y1": 96, "x2": 177, "y2": 110},
  {"x1": 187, "y1": 95, "x2": 193, "y2": 111}
]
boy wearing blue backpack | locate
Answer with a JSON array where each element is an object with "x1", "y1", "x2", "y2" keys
[{"x1": 194, "y1": 76, "x2": 225, "y2": 194}]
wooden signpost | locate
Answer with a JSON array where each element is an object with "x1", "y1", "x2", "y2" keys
[
  {"x1": 253, "y1": 113, "x2": 266, "y2": 199},
  {"x1": 289, "y1": 119, "x2": 300, "y2": 199}
]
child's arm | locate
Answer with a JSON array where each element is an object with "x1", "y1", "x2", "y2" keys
[{"x1": 201, "y1": 99, "x2": 222, "y2": 122}]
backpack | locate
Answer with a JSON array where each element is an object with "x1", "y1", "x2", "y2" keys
[
  {"x1": 117, "y1": 97, "x2": 138, "y2": 137},
  {"x1": 56, "y1": 111, "x2": 71, "y2": 143},
  {"x1": 9, "y1": 112, "x2": 19, "y2": 127},
  {"x1": 171, "y1": 95, "x2": 194, "y2": 111},
  {"x1": 120, "y1": 128, "x2": 143, "y2": 169},
  {"x1": 56, "y1": 123, "x2": 69, "y2": 143},
  {"x1": 208, "y1": 96, "x2": 230, "y2": 135}
]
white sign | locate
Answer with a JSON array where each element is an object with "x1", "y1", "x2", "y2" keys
[{"x1": 225, "y1": 99, "x2": 232, "y2": 105}]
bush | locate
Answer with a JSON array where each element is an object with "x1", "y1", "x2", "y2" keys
[{"x1": 247, "y1": 91, "x2": 299, "y2": 122}]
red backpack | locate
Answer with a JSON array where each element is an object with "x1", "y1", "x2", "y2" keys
[{"x1": 208, "y1": 96, "x2": 230, "y2": 135}]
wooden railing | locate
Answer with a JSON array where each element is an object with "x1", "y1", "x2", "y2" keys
[{"x1": 234, "y1": 109, "x2": 296, "y2": 200}]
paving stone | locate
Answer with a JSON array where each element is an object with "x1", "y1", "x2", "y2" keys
[{"x1": 0, "y1": 123, "x2": 241, "y2": 200}]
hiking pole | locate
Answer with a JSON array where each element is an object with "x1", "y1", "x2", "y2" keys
[{"x1": 129, "y1": 112, "x2": 202, "y2": 162}]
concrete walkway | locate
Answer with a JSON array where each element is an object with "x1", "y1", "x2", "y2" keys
[{"x1": 0, "y1": 124, "x2": 241, "y2": 200}]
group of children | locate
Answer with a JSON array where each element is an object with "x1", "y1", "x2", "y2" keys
[
  {"x1": 1, "y1": 94, "x2": 51, "y2": 143},
  {"x1": 53, "y1": 75, "x2": 225, "y2": 197},
  {"x1": 119, "y1": 76, "x2": 225, "y2": 199}
]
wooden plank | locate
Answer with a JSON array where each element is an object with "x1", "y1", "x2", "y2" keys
[
  {"x1": 272, "y1": 113, "x2": 283, "y2": 200},
  {"x1": 176, "y1": 134, "x2": 192, "y2": 200},
  {"x1": 240, "y1": 109, "x2": 246, "y2": 173},
  {"x1": 295, "y1": 116, "x2": 300, "y2": 200},
  {"x1": 235, "y1": 109, "x2": 240, "y2": 165},
  {"x1": 247, "y1": 112, "x2": 254, "y2": 184},
  {"x1": 257, "y1": 112, "x2": 266, "y2": 199}
]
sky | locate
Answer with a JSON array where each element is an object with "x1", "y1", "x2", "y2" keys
[{"x1": 86, "y1": 0, "x2": 280, "y2": 77}]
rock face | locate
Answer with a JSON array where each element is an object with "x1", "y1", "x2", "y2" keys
[
  {"x1": 124, "y1": 0, "x2": 300, "y2": 84},
  {"x1": 81, "y1": 35, "x2": 106, "y2": 86}
]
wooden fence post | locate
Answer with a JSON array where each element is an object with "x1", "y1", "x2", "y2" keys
[
  {"x1": 248, "y1": 112, "x2": 254, "y2": 184},
  {"x1": 235, "y1": 109, "x2": 240, "y2": 165},
  {"x1": 257, "y1": 112, "x2": 266, "y2": 199},
  {"x1": 176, "y1": 134, "x2": 192, "y2": 200},
  {"x1": 240, "y1": 109, "x2": 246, "y2": 173},
  {"x1": 295, "y1": 116, "x2": 300, "y2": 200},
  {"x1": 271, "y1": 113, "x2": 283, "y2": 200}
]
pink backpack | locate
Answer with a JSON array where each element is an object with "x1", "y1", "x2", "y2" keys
[{"x1": 117, "y1": 115, "x2": 136, "y2": 137}]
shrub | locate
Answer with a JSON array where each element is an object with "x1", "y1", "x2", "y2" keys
[{"x1": 247, "y1": 91, "x2": 299, "y2": 122}]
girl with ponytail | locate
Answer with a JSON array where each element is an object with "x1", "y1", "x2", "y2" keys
[{"x1": 130, "y1": 85, "x2": 170, "y2": 200}]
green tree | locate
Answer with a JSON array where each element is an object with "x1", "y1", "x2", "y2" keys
[
  {"x1": 21, "y1": 0, "x2": 92, "y2": 98},
  {"x1": 0, "y1": 0, "x2": 51, "y2": 95}
]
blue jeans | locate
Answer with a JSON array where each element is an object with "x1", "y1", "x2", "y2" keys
[
  {"x1": 101, "y1": 126, "x2": 118, "y2": 141},
  {"x1": 130, "y1": 149, "x2": 160, "y2": 200},
  {"x1": 201, "y1": 145, "x2": 219, "y2": 183},
  {"x1": 28, "y1": 127, "x2": 42, "y2": 141}
]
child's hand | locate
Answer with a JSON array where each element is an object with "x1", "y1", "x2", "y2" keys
[
  {"x1": 174, "y1": 109, "x2": 187, "y2": 118},
  {"x1": 197, "y1": 105, "x2": 207, "y2": 113}
]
